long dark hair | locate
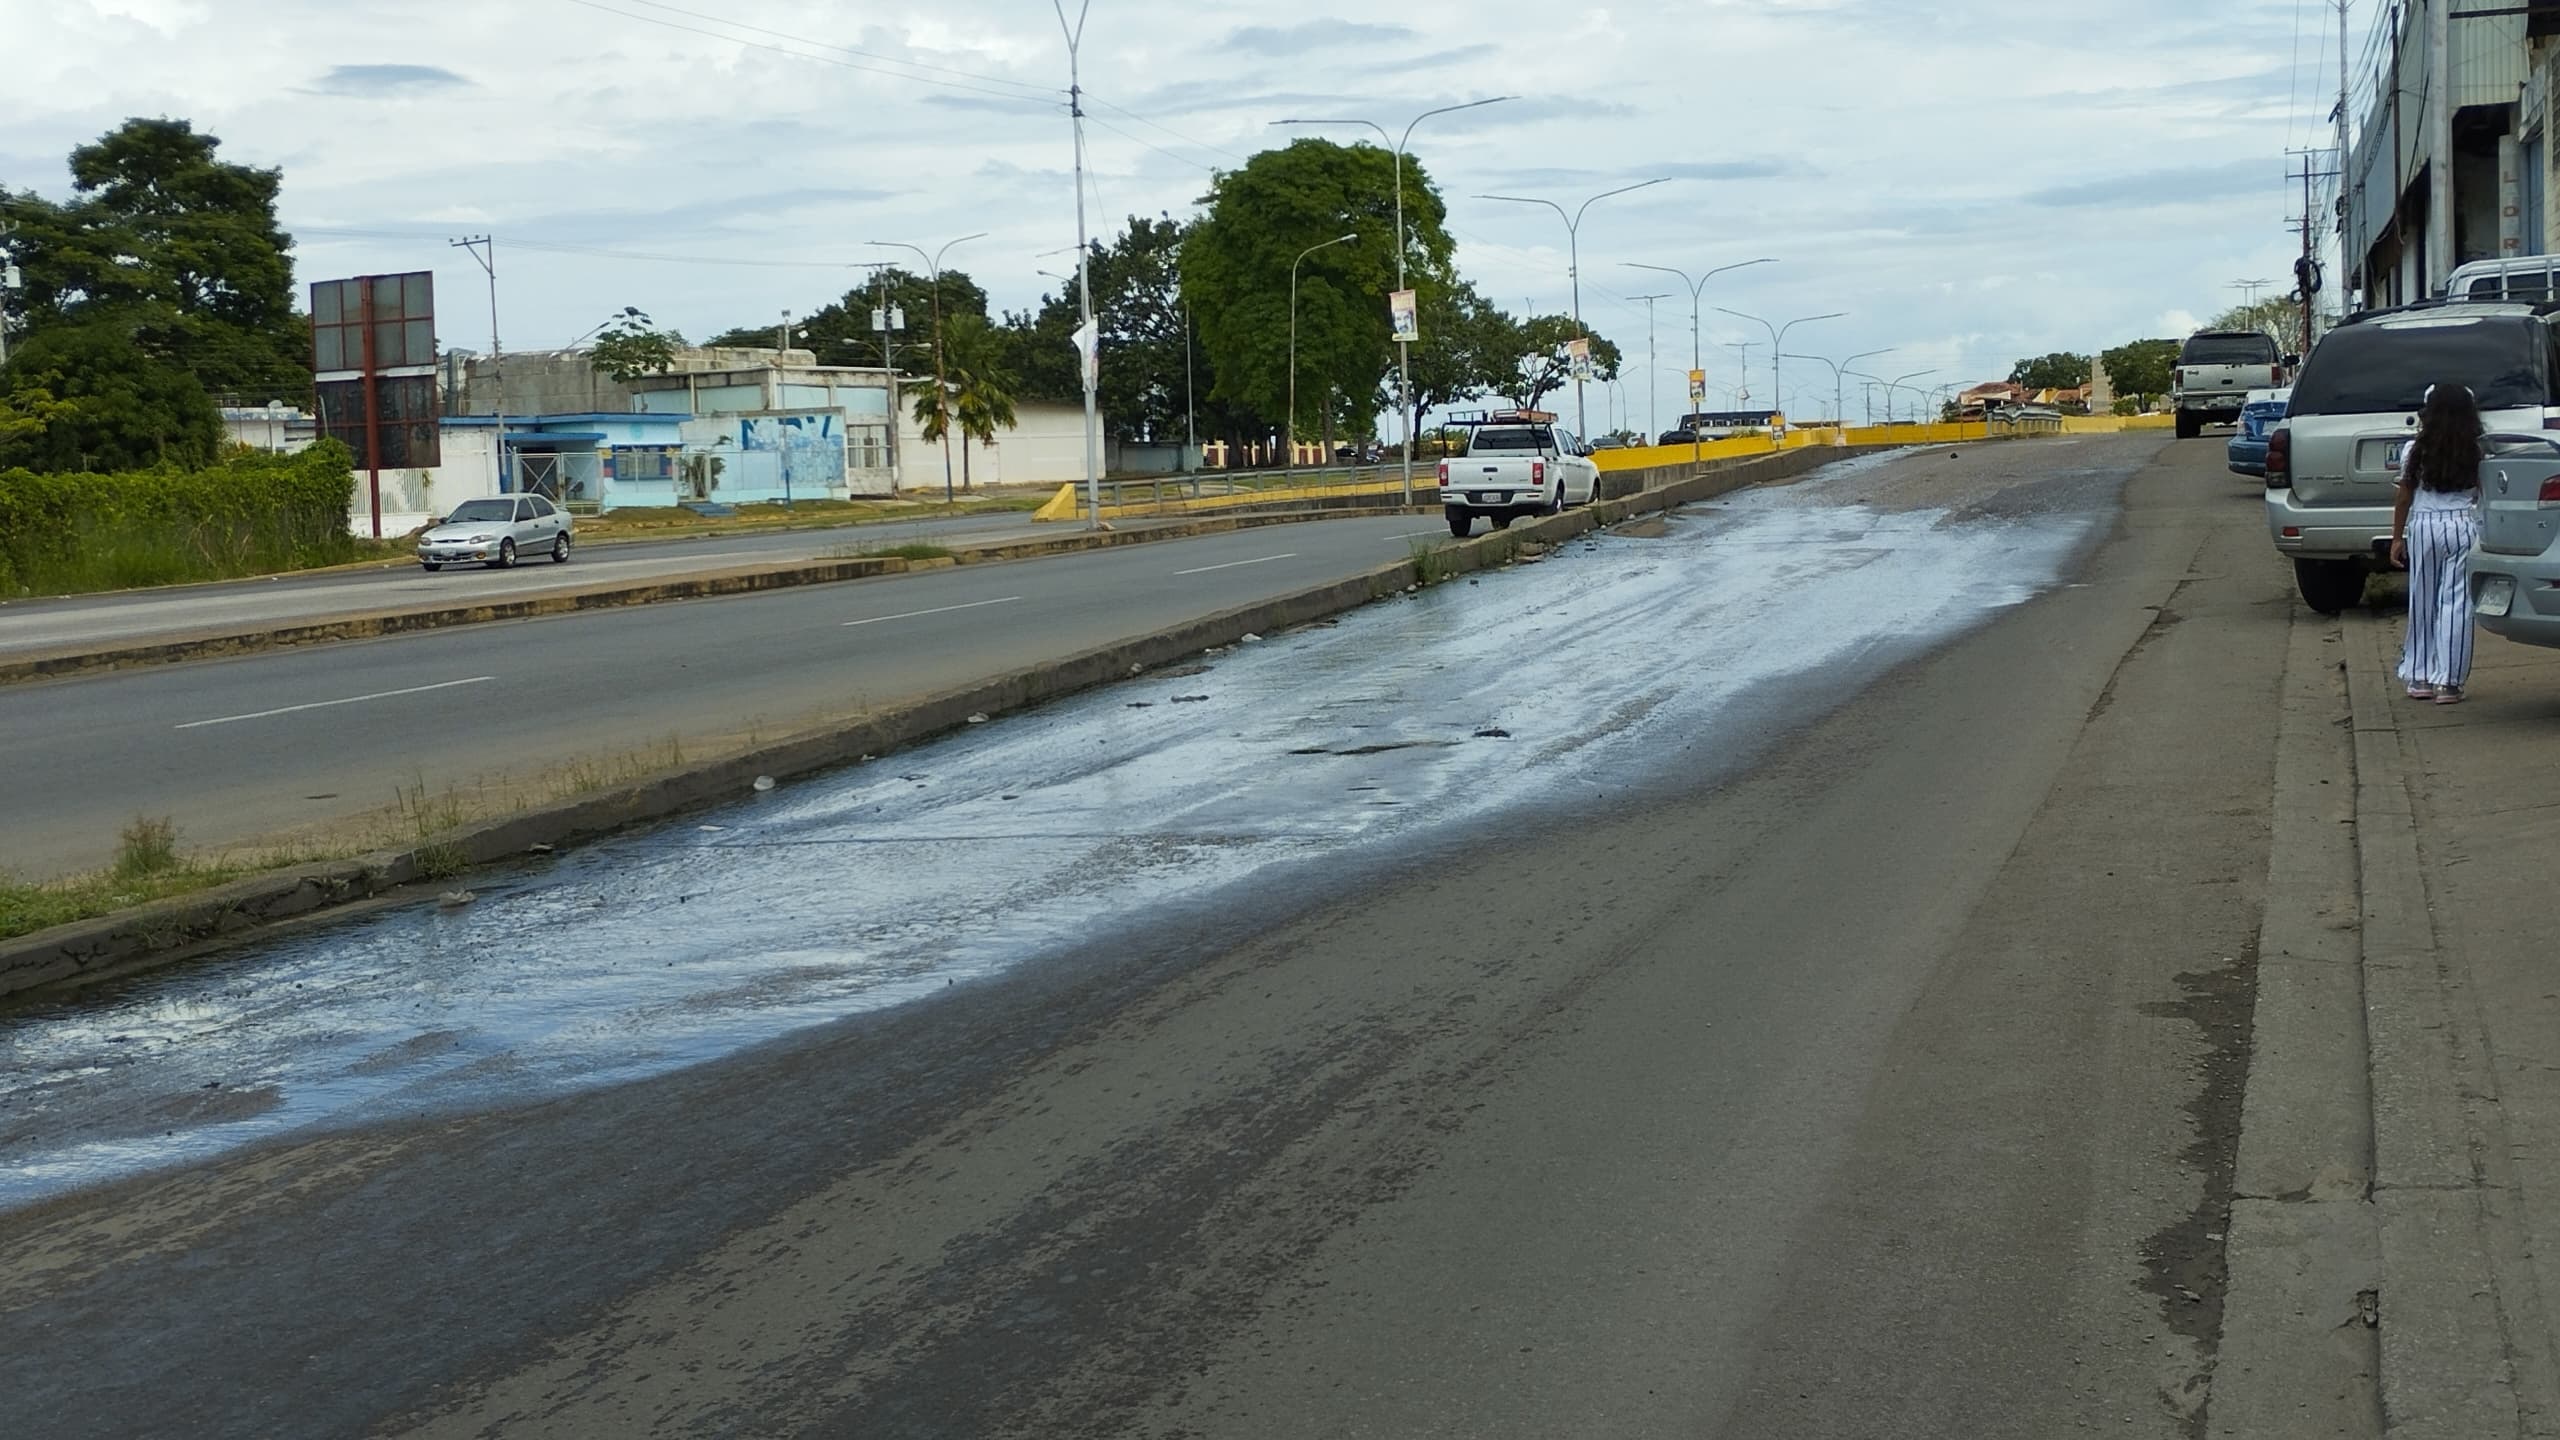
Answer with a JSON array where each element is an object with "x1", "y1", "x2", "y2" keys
[{"x1": 2405, "y1": 383, "x2": 2484, "y2": 493}]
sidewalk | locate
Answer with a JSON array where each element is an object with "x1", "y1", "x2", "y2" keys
[{"x1": 2221, "y1": 606, "x2": 2560, "y2": 1437}]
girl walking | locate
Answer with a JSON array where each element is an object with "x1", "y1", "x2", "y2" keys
[{"x1": 2391, "y1": 383, "x2": 2485, "y2": 704}]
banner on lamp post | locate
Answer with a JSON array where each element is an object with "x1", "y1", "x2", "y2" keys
[
  {"x1": 1388, "y1": 289, "x2": 1419, "y2": 344},
  {"x1": 1070, "y1": 318, "x2": 1098, "y2": 388},
  {"x1": 1687, "y1": 368, "x2": 1707, "y2": 405}
]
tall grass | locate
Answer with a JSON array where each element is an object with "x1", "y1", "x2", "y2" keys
[{"x1": 0, "y1": 442, "x2": 363, "y2": 597}]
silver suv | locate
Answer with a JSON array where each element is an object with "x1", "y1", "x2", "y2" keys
[{"x1": 2265, "y1": 301, "x2": 2560, "y2": 613}]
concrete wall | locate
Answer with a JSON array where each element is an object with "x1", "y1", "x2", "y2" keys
[{"x1": 349, "y1": 427, "x2": 505, "y2": 537}]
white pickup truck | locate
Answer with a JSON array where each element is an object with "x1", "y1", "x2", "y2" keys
[
  {"x1": 2172, "y1": 330, "x2": 2291, "y2": 438},
  {"x1": 1436, "y1": 410, "x2": 1601, "y2": 538}
]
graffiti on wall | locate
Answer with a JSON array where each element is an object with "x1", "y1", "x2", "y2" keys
[{"x1": 740, "y1": 412, "x2": 846, "y2": 493}]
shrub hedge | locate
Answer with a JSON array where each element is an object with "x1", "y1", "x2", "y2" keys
[{"x1": 0, "y1": 440, "x2": 360, "y2": 596}]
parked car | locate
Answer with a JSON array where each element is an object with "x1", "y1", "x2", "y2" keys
[
  {"x1": 2444, "y1": 254, "x2": 2560, "y2": 302},
  {"x1": 2265, "y1": 299, "x2": 2560, "y2": 614},
  {"x1": 1657, "y1": 427, "x2": 1700, "y2": 446},
  {"x1": 2468, "y1": 433, "x2": 2560, "y2": 649},
  {"x1": 2226, "y1": 387, "x2": 2290, "y2": 477},
  {"x1": 417, "y1": 494, "x2": 572, "y2": 570},
  {"x1": 2173, "y1": 330, "x2": 2291, "y2": 438},
  {"x1": 1436, "y1": 410, "x2": 1601, "y2": 538}
]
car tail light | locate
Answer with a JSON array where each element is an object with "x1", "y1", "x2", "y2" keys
[
  {"x1": 1436, "y1": 460, "x2": 1448, "y2": 483},
  {"x1": 2265, "y1": 429, "x2": 2291, "y2": 489},
  {"x1": 2541, "y1": 476, "x2": 2560, "y2": 503},
  {"x1": 1532, "y1": 461, "x2": 1546, "y2": 483}
]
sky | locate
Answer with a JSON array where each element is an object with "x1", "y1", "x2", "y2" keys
[{"x1": 2, "y1": 0, "x2": 2346, "y2": 429}]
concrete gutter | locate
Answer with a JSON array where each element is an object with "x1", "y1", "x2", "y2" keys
[
  {"x1": 0, "y1": 444, "x2": 1877, "y2": 1001},
  {"x1": 0, "y1": 496, "x2": 1431, "y2": 688}
]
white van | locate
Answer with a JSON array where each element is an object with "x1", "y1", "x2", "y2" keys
[{"x1": 2444, "y1": 255, "x2": 2560, "y2": 303}]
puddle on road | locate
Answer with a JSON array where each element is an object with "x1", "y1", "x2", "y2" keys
[{"x1": 0, "y1": 479, "x2": 2108, "y2": 1208}]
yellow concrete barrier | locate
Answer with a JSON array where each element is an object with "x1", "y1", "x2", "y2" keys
[{"x1": 1033, "y1": 476, "x2": 1422, "y2": 523}]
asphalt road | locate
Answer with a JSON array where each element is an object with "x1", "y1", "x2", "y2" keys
[
  {"x1": 0, "y1": 512, "x2": 1449, "y2": 875},
  {"x1": 0, "y1": 508, "x2": 1063, "y2": 657},
  {"x1": 0, "y1": 433, "x2": 2307, "y2": 1436}
]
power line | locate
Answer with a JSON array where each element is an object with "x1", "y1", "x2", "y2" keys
[{"x1": 1085, "y1": 95, "x2": 1250, "y2": 164}]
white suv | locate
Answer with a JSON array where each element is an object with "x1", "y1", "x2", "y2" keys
[{"x1": 2265, "y1": 301, "x2": 2560, "y2": 613}]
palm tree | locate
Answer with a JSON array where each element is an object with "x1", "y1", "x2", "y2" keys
[{"x1": 907, "y1": 313, "x2": 1018, "y2": 496}]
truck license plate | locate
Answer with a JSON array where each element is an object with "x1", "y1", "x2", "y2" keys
[{"x1": 2477, "y1": 575, "x2": 2516, "y2": 617}]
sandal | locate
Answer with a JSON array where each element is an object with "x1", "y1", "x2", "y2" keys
[{"x1": 2434, "y1": 687, "x2": 2466, "y2": 706}]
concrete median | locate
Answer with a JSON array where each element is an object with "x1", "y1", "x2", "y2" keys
[{"x1": 0, "y1": 443, "x2": 1893, "y2": 1000}]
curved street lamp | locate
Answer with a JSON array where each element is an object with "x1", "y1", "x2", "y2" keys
[
  {"x1": 1622, "y1": 257, "x2": 1776, "y2": 443},
  {"x1": 1274, "y1": 96, "x2": 1515, "y2": 503},
  {"x1": 1288, "y1": 232, "x2": 1359, "y2": 475},
  {"x1": 1779, "y1": 347, "x2": 1893, "y2": 431},
  {"x1": 1475, "y1": 177, "x2": 1671, "y2": 437},
  {"x1": 1716, "y1": 307, "x2": 1843, "y2": 434},
  {"x1": 868, "y1": 232, "x2": 987, "y2": 503}
]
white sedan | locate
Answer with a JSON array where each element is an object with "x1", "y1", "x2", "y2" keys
[{"x1": 417, "y1": 495, "x2": 572, "y2": 570}]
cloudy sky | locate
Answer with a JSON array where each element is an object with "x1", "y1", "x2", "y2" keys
[{"x1": 5, "y1": 0, "x2": 2344, "y2": 426}]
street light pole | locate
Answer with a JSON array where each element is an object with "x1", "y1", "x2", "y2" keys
[
  {"x1": 1624, "y1": 257, "x2": 1775, "y2": 459},
  {"x1": 1717, "y1": 307, "x2": 1843, "y2": 436},
  {"x1": 450, "y1": 235, "x2": 503, "y2": 509},
  {"x1": 1054, "y1": 0, "x2": 1103, "y2": 528},
  {"x1": 869, "y1": 232, "x2": 986, "y2": 506},
  {"x1": 1779, "y1": 347, "x2": 1892, "y2": 433},
  {"x1": 1275, "y1": 96, "x2": 1514, "y2": 506},
  {"x1": 1627, "y1": 293, "x2": 1669, "y2": 441},
  {"x1": 1288, "y1": 233, "x2": 1359, "y2": 476},
  {"x1": 1476, "y1": 178, "x2": 1671, "y2": 438}
]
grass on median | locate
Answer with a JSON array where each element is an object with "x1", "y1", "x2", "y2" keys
[{"x1": 0, "y1": 736, "x2": 713, "y2": 944}]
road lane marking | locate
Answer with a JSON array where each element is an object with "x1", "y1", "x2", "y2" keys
[
  {"x1": 176, "y1": 676, "x2": 497, "y2": 730},
  {"x1": 1390, "y1": 528, "x2": 1449, "y2": 540},
  {"x1": 1173, "y1": 553, "x2": 1298, "y2": 576},
  {"x1": 843, "y1": 596, "x2": 1024, "y2": 627}
]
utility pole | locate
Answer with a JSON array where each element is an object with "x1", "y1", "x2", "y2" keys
[
  {"x1": 2336, "y1": 0, "x2": 2354, "y2": 315},
  {"x1": 450, "y1": 235, "x2": 503, "y2": 495},
  {"x1": 1630, "y1": 293, "x2": 1668, "y2": 440},
  {"x1": 1055, "y1": 0, "x2": 1103, "y2": 529},
  {"x1": 865, "y1": 262, "x2": 903, "y2": 493},
  {"x1": 2288, "y1": 149, "x2": 2343, "y2": 356}
]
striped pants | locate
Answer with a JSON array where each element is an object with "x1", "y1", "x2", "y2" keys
[{"x1": 2398, "y1": 505, "x2": 2480, "y2": 690}]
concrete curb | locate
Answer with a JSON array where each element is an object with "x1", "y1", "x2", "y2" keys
[
  {"x1": 0, "y1": 498, "x2": 1431, "y2": 687},
  {"x1": 2210, "y1": 610, "x2": 2383, "y2": 1438},
  {"x1": 0, "y1": 444, "x2": 1866, "y2": 1001}
]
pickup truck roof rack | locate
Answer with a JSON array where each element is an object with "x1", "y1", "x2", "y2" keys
[
  {"x1": 2336, "y1": 296, "x2": 2560, "y2": 328},
  {"x1": 1446, "y1": 408, "x2": 1556, "y2": 426}
]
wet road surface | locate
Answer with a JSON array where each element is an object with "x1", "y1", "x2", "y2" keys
[{"x1": 0, "y1": 434, "x2": 2296, "y2": 1437}]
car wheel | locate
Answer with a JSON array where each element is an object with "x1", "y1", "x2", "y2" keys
[
  {"x1": 420, "y1": 562, "x2": 442, "y2": 572},
  {"x1": 489, "y1": 538, "x2": 517, "y2": 570},
  {"x1": 1446, "y1": 507, "x2": 1472, "y2": 539},
  {"x1": 2175, "y1": 412, "x2": 2201, "y2": 440},
  {"x1": 2293, "y1": 557, "x2": 2367, "y2": 615},
  {"x1": 551, "y1": 533, "x2": 571, "y2": 563},
  {"x1": 1491, "y1": 514, "x2": 1514, "y2": 531}
]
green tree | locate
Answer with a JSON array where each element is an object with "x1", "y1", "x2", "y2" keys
[
  {"x1": 997, "y1": 215, "x2": 1204, "y2": 444},
  {"x1": 1400, "y1": 279, "x2": 1512, "y2": 440},
  {"x1": 1498, "y1": 312, "x2": 1623, "y2": 415},
  {"x1": 1181, "y1": 139, "x2": 1457, "y2": 451},
  {"x1": 587, "y1": 316, "x2": 680, "y2": 381},
  {"x1": 2099, "y1": 338, "x2": 2180, "y2": 408},
  {"x1": 2006, "y1": 351, "x2": 2092, "y2": 391},
  {"x1": 0, "y1": 318, "x2": 222, "y2": 471},
  {"x1": 2205, "y1": 298, "x2": 2304, "y2": 352},
  {"x1": 907, "y1": 313, "x2": 1020, "y2": 494},
  {"x1": 704, "y1": 267, "x2": 992, "y2": 369},
  {"x1": 2, "y1": 118, "x2": 305, "y2": 403}
]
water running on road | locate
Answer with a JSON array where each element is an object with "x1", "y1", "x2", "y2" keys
[{"x1": 0, "y1": 458, "x2": 2115, "y2": 1207}]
